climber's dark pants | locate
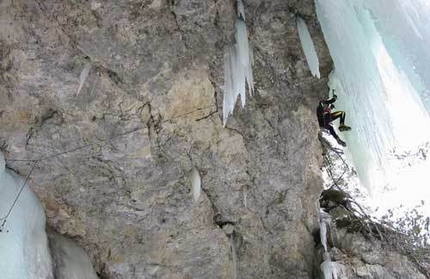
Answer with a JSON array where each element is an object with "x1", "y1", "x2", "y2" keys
[
  {"x1": 325, "y1": 111, "x2": 346, "y2": 125},
  {"x1": 318, "y1": 110, "x2": 347, "y2": 140},
  {"x1": 321, "y1": 111, "x2": 346, "y2": 140},
  {"x1": 325, "y1": 125, "x2": 339, "y2": 140}
]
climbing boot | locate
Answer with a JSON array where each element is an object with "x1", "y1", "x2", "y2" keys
[
  {"x1": 336, "y1": 138, "x2": 346, "y2": 147},
  {"x1": 339, "y1": 124, "x2": 351, "y2": 131}
]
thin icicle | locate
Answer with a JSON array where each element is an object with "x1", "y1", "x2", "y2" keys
[
  {"x1": 223, "y1": 46, "x2": 235, "y2": 123},
  {"x1": 233, "y1": 44, "x2": 246, "y2": 108},
  {"x1": 242, "y1": 185, "x2": 248, "y2": 208},
  {"x1": 296, "y1": 16, "x2": 320, "y2": 78},
  {"x1": 0, "y1": 152, "x2": 4, "y2": 172},
  {"x1": 230, "y1": 234, "x2": 237, "y2": 279},
  {"x1": 320, "y1": 221, "x2": 328, "y2": 252},
  {"x1": 319, "y1": 210, "x2": 332, "y2": 251},
  {"x1": 76, "y1": 62, "x2": 92, "y2": 96},
  {"x1": 237, "y1": 0, "x2": 245, "y2": 21},
  {"x1": 191, "y1": 168, "x2": 201, "y2": 202}
]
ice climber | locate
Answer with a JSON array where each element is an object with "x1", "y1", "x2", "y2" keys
[{"x1": 317, "y1": 92, "x2": 351, "y2": 147}]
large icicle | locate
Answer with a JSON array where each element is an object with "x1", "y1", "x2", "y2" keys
[
  {"x1": 222, "y1": 1, "x2": 254, "y2": 126},
  {"x1": 296, "y1": 16, "x2": 320, "y2": 78},
  {"x1": 0, "y1": 155, "x2": 53, "y2": 279}
]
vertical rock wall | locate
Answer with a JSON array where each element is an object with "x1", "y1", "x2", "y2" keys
[{"x1": 0, "y1": 0, "x2": 332, "y2": 278}]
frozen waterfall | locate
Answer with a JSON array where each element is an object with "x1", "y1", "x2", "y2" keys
[
  {"x1": 296, "y1": 16, "x2": 320, "y2": 78},
  {"x1": 222, "y1": 1, "x2": 254, "y2": 125},
  {"x1": 0, "y1": 153, "x2": 98, "y2": 279},
  {"x1": 316, "y1": 0, "x2": 430, "y2": 221},
  {"x1": 0, "y1": 157, "x2": 53, "y2": 279}
]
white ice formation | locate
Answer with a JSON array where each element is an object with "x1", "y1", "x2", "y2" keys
[
  {"x1": 320, "y1": 252, "x2": 346, "y2": 279},
  {"x1": 49, "y1": 231, "x2": 99, "y2": 279},
  {"x1": 76, "y1": 62, "x2": 92, "y2": 96},
  {"x1": 0, "y1": 157, "x2": 53, "y2": 279},
  {"x1": 318, "y1": 211, "x2": 346, "y2": 279},
  {"x1": 296, "y1": 16, "x2": 320, "y2": 78},
  {"x1": 191, "y1": 167, "x2": 201, "y2": 202},
  {"x1": 0, "y1": 153, "x2": 98, "y2": 278},
  {"x1": 237, "y1": 0, "x2": 245, "y2": 21},
  {"x1": 319, "y1": 210, "x2": 331, "y2": 252},
  {"x1": 222, "y1": 1, "x2": 254, "y2": 125},
  {"x1": 316, "y1": 0, "x2": 430, "y2": 220}
]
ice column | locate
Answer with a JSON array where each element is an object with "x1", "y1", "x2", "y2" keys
[
  {"x1": 222, "y1": 0, "x2": 254, "y2": 125},
  {"x1": 319, "y1": 210, "x2": 330, "y2": 252},
  {"x1": 0, "y1": 155, "x2": 53, "y2": 279},
  {"x1": 318, "y1": 210, "x2": 346, "y2": 279},
  {"x1": 296, "y1": 16, "x2": 320, "y2": 78}
]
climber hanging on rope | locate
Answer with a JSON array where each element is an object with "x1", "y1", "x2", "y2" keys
[{"x1": 317, "y1": 90, "x2": 351, "y2": 147}]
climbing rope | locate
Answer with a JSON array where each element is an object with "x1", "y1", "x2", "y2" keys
[
  {"x1": 1, "y1": 104, "x2": 217, "y2": 231},
  {"x1": 318, "y1": 131, "x2": 349, "y2": 188},
  {"x1": 6, "y1": 104, "x2": 217, "y2": 163},
  {"x1": 0, "y1": 161, "x2": 39, "y2": 232}
]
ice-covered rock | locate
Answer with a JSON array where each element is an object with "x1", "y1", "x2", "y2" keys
[{"x1": 0, "y1": 158, "x2": 53, "y2": 279}]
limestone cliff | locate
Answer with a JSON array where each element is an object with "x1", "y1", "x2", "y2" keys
[{"x1": 1, "y1": 0, "x2": 332, "y2": 278}]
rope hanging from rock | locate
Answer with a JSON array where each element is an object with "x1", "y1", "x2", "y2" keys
[
  {"x1": 0, "y1": 161, "x2": 39, "y2": 232},
  {"x1": 1, "y1": 104, "x2": 217, "y2": 231}
]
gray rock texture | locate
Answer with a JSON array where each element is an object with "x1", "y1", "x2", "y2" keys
[
  {"x1": 315, "y1": 227, "x2": 427, "y2": 279},
  {"x1": 315, "y1": 201, "x2": 428, "y2": 279},
  {"x1": 1, "y1": 0, "x2": 332, "y2": 278}
]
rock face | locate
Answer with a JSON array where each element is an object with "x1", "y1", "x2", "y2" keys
[
  {"x1": 0, "y1": 0, "x2": 332, "y2": 278},
  {"x1": 316, "y1": 192, "x2": 428, "y2": 279},
  {"x1": 330, "y1": 232, "x2": 426, "y2": 279}
]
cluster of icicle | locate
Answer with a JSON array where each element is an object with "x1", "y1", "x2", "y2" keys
[
  {"x1": 319, "y1": 210, "x2": 347, "y2": 279},
  {"x1": 296, "y1": 16, "x2": 320, "y2": 78},
  {"x1": 222, "y1": 0, "x2": 254, "y2": 126}
]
